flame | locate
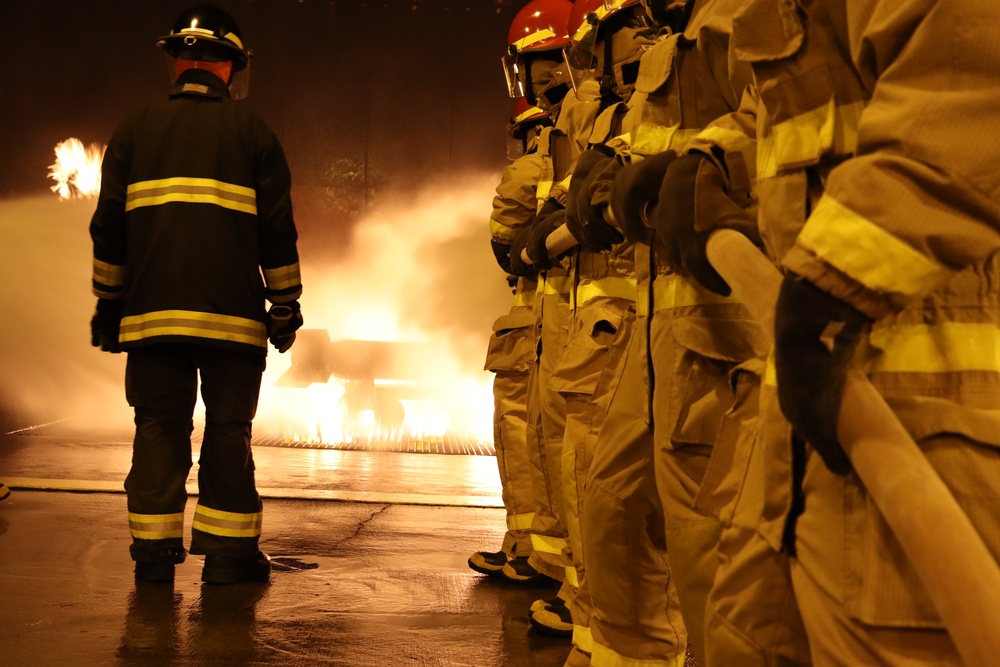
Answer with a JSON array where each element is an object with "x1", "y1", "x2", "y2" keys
[
  {"x1": 48, "y1": 138, "x2": 106, "y2": 199},
  {"x1": 254, "y1": 173, "x2": 508, "y2": 450}
]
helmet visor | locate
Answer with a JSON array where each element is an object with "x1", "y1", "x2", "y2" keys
[{"x1": 502, "y1": 52, "x2": 525, "y2": 98}]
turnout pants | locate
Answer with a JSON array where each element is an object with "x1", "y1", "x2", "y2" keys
[{"x1": 124, "y1": 343, "x2": 265, "y2": 561}]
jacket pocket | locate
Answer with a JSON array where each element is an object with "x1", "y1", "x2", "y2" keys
[
  {"x1": 550, "y1": 305, "x2": 626, "y2": 398},
  {"x1": 484, "y1": 310, "x2": 536, "y2": 375},
  {"x1": 664, "y1": 316, "x2": 759, "y2": 448}
]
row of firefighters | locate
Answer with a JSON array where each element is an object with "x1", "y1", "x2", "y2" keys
[{"x1": 470, "y1": 1, "x2": 1000, "y2": 666}]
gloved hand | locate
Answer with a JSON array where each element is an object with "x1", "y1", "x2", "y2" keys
[
  {"x1": 490, "y1": 240, "x2": 513, "y2": 274},
  {"x1": 267, "y1": 301, "x2": 303, "y2": 353},
  {"x1": 609, "y1": 150, "x2": 677, "y2": 242},
  {"x1": 509, "y1": 206, "x2": 565, "y2": 275},
  {"x1": 90, "y1": 298, "x2": 124, "y2": 353},
  {"x1": 566, "y1": 147, "x2": 625, "y2": 252},
  {"x1": 656, "y1": 151, "x2": 759, "y2": 296},
  {"x1": 773, "y1": 275, "x2": 871, "y2": 476}
]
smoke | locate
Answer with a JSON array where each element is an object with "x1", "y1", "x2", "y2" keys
[
  {"x1": 0, "y1": 195, "x2": 131, "y2": 431},
  {"x1": 0, "y1": 171, "x2": 512, "y2": 439}
]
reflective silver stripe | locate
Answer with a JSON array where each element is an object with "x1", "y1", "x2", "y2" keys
[
  {"x1": 120, "y1": 309, "x2": 267, "y2": 347},
  {"x1": 263, "y1": 263, "x2": 301, "y2": 291},
  {"x1": 125, "y1": 177, "x2": 257, "y2": 215},
  {"x1": 129, "y1": 512, "x2": 184, "y2": 540},
  {"x1": 192, "y1": 503, "x2": 262, "y2": 538},
  {"x1": 93, "y1": 258, "x2": 125, "y2": 287}
]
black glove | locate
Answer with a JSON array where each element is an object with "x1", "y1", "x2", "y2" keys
[
  {"x1": 491, "y1": 240, "x2": 513, "y2": 274},
  {"x1": 267, "y1": 301, "x2": 303, "y2": 353},
  {"x1": 773, "y1": 276, "x2": 871, "y2": 476},
  {"x1": 90, "y1": 298, "x2": 123, "y2": 353},
  {"x1": 566, "y1": 147, "x2": 625, "y2": 252},
  {"x1": 508, "y1": 229, "x2": 537, "y2": 276},
  {"x1": 609, "y1": 150, "x2": 677, "y2": 242},
  {"x1": 654, "y1": 153, "x2": 738, "y2": 295}
]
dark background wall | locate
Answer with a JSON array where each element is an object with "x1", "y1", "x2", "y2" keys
[{"x1": 0, "y1": 0, "x2": 529, "y2": 259}]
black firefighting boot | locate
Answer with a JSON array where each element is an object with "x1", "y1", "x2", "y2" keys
[
  {"x1": 0, "y1": 483, "x2": 10, "y2": 502},
  {"x1": 501, "y1": 556, "x2": 558, "y2": 585},
  {"x1": 468, "y1": 549, "x2": 509, "y2": 576},
  {"x1": 529, "y1": 597, "x2": 573, "y2": 637},
  {"x1": 202, "y1": 550, "x2": 271, "y2": 584},
  {"x1": 134, "y1": 546, "x2": 187, "y2": 583},
  {"x1": 530, "y1": 596, "x2": 563, "y2": 613}
]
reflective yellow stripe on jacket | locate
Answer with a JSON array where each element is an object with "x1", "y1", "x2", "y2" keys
[
  {"x1": 263, "y1": 262, "x2": 302, "y2": 292},
  {"x1": 129, "y1": 511, "x2": 184, "y2": 540},
  {"x1": 92, "y1": 258, "x2": 125, "y2": 295},
  {"x1": 125, "y1": 177, "x2": 257, "y2": 215},
  {"x1": 120, "y1": 310, "x2": 268, "y2": 347},
  {"x1": 758, "y1": 99, "x2": 864, "y2": 179},
  {"x1": 797, "y1": 194, "x2": 951, "y2": 299},
  {"x1": 576, "y1": 276, "x2": 637, "y2": 306},
  {"x1": 639, "y1": 273, "x2": 741, "y2": 316},
  {"x1": 192, "y1": 504, "x2": 262, "y2": 539},
  {"x1": 763, "y1": 321, "x2": 1000, "y2": 386}
]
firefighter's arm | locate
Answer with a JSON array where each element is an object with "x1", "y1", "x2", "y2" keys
[
  {"x1": 89, "y1": 123, "x2": 131, "y2": 353},
  {"x1": 490, "y1": 153, "x2": 544, "y2": 273},
  {"x1": 782, "y1": 0, "x2": 1000, "y2": 319}
]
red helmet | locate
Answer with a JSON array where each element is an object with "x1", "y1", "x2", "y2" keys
[
  {"x1": 511, "y1": 97, "x2": 548, "y2": 127},
  {"x1": 506, "y1": 97, "x2": 551, "y2": 160},
  {"x1": 507, "y1": 0, "x2": 573, "y2": 56},
  {"x1": 502, "y1": 0, "x2": 573, "y2": 98}
]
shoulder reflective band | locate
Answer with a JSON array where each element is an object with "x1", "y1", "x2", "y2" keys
[
  {"x1": 192, "y1": 503, "x2": 262, "y2": 538},
  {"x1": 797, "y1": 194, "x2": 951, "y2": 299},
  {"x1": 120, "y1": 309, "x2": 268, "y2": 347},
  {"x1": 129, "y1": 511, "x2": 184, "y2": 540},
  {"x1": 263, "y1": 263, "x2": 301, "y2": 292},
  {"x1": 758, "y1": 99, "x2": 864, "y2": 179},
  {"x1": 125, "y1": 177, "x2": 257, "y2": 215}
]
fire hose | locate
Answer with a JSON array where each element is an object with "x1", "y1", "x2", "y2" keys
[
  {"x1": 522, "y1": 220, "x2": 1000, "y2": 664},
  {"x1": 705, "y1": 228, "x2": 1000, "y2": 667}
]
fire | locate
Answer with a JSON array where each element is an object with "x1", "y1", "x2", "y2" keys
[
  {"x1": 48, "y1": 138, "x2": 105, "y2": 199},
  {"x1": 253, "y1": 173, "x2": 508, "y2": 451}
]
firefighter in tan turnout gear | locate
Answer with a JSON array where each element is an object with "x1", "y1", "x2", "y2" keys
[
  {"x1": 470, "y1": 97, "x2": 552, "y2": 578},
  {"x1": 649, "y1": 0, "x2": 1000, "y2": 664},
  {"x1": 89, "y1": 3, "x2": 302, "y2": 585},
  {"x1": 498, "y1": 0, "x2": 578, "y2": 593}
]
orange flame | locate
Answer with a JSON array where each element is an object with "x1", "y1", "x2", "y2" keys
[{"x1": 48, "y1": 138, "x2": 106, "y2": 199}]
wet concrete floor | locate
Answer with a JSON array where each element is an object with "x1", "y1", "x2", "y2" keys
[{"x1": 0, "y1": 428, "x2": 572, "y2": 666}]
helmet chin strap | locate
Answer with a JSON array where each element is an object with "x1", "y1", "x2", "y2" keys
[{"x1": 175, "y1": 58, "x2": 232, "y2": 85}]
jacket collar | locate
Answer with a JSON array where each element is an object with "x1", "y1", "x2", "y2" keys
[{"x1": 169, "y1": 68, "x2": 231, "y2": 99}]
